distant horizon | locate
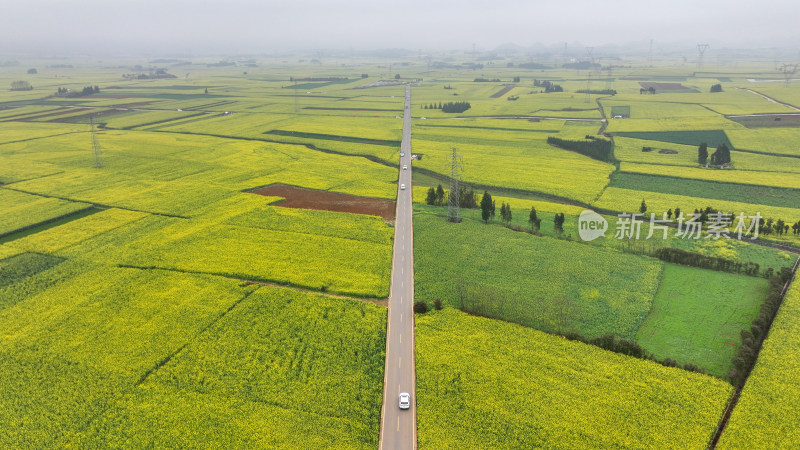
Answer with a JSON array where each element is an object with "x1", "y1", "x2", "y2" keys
[
  {"x1": 1, "y1": 40, "x2": 798, "y2": 61},
  {"x1": 2, "y1": 0, "x2": 799, "y2": 59}
]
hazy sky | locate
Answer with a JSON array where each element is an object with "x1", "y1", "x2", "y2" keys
[{"x1": 2, "y1": 0, "x2": 798, "y2": 55}]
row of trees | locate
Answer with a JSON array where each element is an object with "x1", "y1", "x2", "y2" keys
[
  {"x1": 533, "y1": 79, "x2": 563, "y2": 92},
  {"x1": 10, "y1": 80, "x2": 32, "y2": 91},
  {"x1": 427, "y1": 101, "x2": 471, "y2": 113},
  {"x1": 424, "y1": 184, "x2": 479, "y2": 209},
  {"x1": 729, "y1": 267, "x2": 795, "y2": 387},
  {"x1": 546, "y1": 136, "x2": 613, "y2": 162},
  {"x1": 56, "y1": 86, "x2": 100, "y2": 97},
  {"x1": 654, "y1": 248, "x2": 762, "y2": 276},
  {"x1": 576, "y1": 89, "x2": 617, "y2": 95},
  {"x1": 642, "y1": 203, "x2": 798, "y2": 236},
  {"x1": 698, "y1": 142, "x2": 732, "y2": 166},
  {"x1": 479, "y1": 192, "x2": 565, "y2": 235},
  {"x1": 563, "y1": 332, "x2": 705, "y2": 374}
]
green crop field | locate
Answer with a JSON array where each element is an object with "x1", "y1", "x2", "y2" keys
[
  {"x1": 618, "y1": 161, "x2": 800, "y2": 189},
  {"x1": 635, "y1": 264, "x2": 769, "y2": 377},
  {"x1": 610, "y1": 171, "x2": 800, "y2": 209},
  {"x1": 614, "y1": 130, "x2": 733, "y2": 148},
  {"x1": 413, "y1": 210, "x2": 662, "y2": 339},
  {"x1": 416, "y1": 308, "x2": 732, "y2": 448}
]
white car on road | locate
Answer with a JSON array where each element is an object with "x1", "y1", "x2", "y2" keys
[
  {"x1": 399, "y1": 392, "x2": 410, "y2": 409},
  {"x1": 400, "y1": 184, "x2": 406, "y2": 190},
  {"x1": 403, "y1": 165, "x2": 407, "y2": 170}
]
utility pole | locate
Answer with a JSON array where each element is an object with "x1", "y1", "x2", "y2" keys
[
  {"x1": 90, "y1": 115, "x2": 102, "y2": 169},
  {"x1": 448, "y1": 147, "x2": 463, "y2": 223}
]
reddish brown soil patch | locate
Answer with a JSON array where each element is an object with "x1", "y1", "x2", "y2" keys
[
  {"x1": 490, "y1": 84, "x2": 515, "y2": 98},
  {"x1": 250, "y1": 183, "x2": 396, "y2": 220},
  {"x1": 639, "y1": 82, "x2": 692, "y2": 91}
]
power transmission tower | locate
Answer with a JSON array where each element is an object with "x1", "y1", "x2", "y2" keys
[
  {"x1": 585, "y1": 46, "x2": 595, "y2": 70},
  {"x1": 780, "y1": 63, "x2": 799, "y2": 87},
  {"x1": 293, "y1": 77, "x2": 299, "y2": 113},
  {"x1": 697, "y1": 44, "x2": 709, "y2": 68},
  {"x1": 90, "y1": 115, "x2": 103, "y2": 168},
  {"x1": 447, "y1": 147, "x2": 463, "y2": 223}
]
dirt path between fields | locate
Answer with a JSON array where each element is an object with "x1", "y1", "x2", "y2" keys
[{"x1": 735, "y1": 87, "x2": 800, "y2": 112}]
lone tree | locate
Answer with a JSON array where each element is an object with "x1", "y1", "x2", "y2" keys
[
  {"x1": 425, "y1": 187, "x2": 437, "y2": 205},
  {"x1": 640, "y1": 199, "x2": 648, "y2": 214},
  {"x1": 500, "y1": 202, "x2": 512, "y2": 224},
  {"x1": 710, "y1": 83, "x2": 723, "y2": 93},
  {"x1": 27, "y1": 68, "x2": 37, "y2": 74},
  {"x1": 710, "y1": 143, "x2": 731, "y2": 166},
  {"x1": 554, "y1": 213, "x2": 565, "y2": 234},
  {"x1": 436, "y1": 184, "x2": 445, "y2": 205},
  {"x1": 480, "y1": 191, "x2": 493, "y2": 223},
  {"x1": 698, "y1": 142, "x2": 708, "y2": 165},
  {"x1": 529, "y1": 206, "x2": 541, "y2": 232}
]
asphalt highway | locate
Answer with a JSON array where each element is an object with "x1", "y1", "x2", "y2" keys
[{"x1": 379, "y1": 83, "x2": 416, "y2": 450}]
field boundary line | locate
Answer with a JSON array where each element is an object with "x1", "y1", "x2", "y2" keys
[
  {"x1": 117, "y1": 264, "x2": 388, "y2": 304},
  {"x1": 130, "y1": 129, "x2": 399, "y2": 169},
  {"x1": 63, "y1": 288, "x2": 259, "y2": 446},
  {"x1": 0, "y1": 130, "x2": 86, "y2": 146},
  {"x1": 134, "y1": 288, "x2": 258, "y2": 386},
  {"x1": 1, "y1": 187, "x2": 190, "y2": 218},
  {"x1": 0, "y1": 205, "x2": 99, "y2": 242}
]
